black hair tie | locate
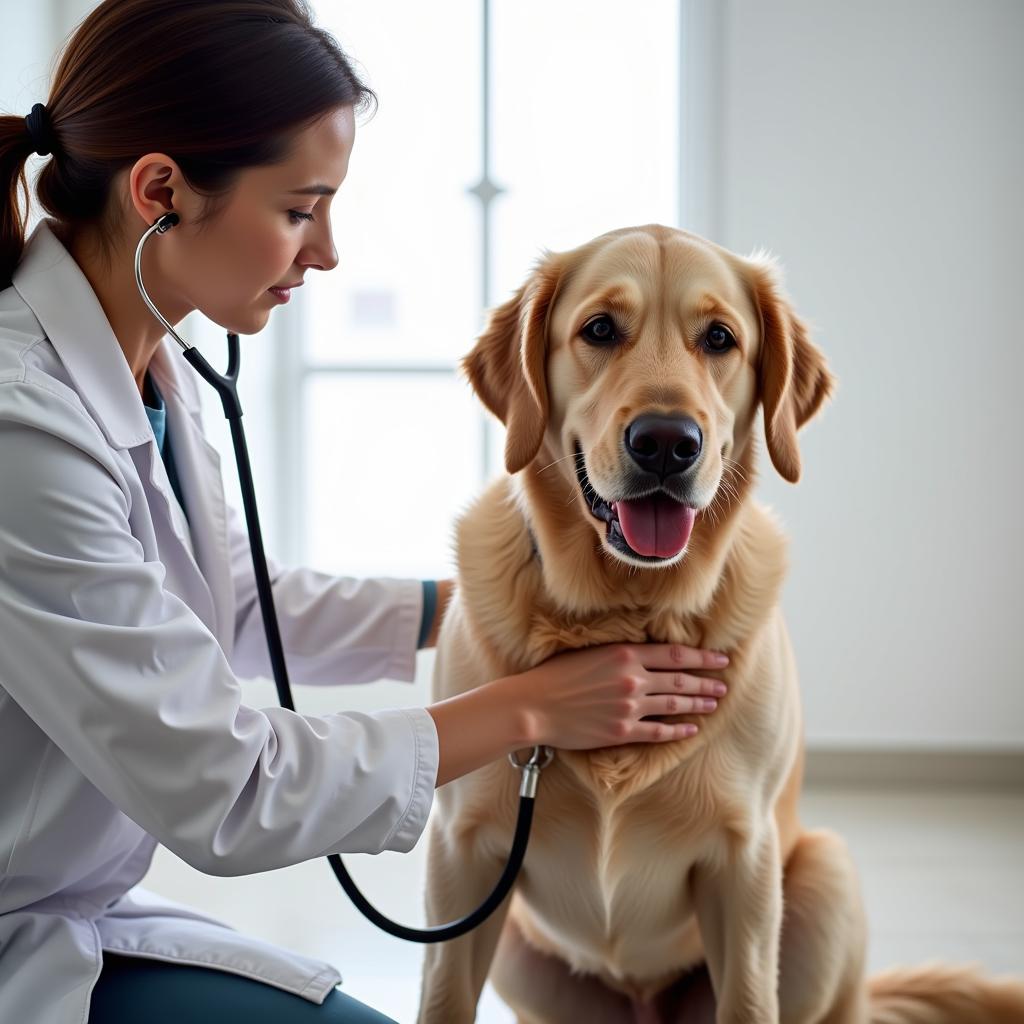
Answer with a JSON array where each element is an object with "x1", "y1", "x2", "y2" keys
[{"x1": 25, "y1": 103, "x2": 57, "y2": 157}]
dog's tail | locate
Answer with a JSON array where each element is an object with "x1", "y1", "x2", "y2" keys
[{"x1": 868, "y1": 962, "x2": 1024, "y2": 1023}]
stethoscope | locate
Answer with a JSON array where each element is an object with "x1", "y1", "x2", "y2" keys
[{"x1": 134, "y1": 212, "x2": 553, "y2": 943}]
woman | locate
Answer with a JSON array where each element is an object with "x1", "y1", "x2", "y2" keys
[{"x1": 0, "y1": 1, "x2": 729, "y2": 1020}]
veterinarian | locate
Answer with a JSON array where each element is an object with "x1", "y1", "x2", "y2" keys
[{"x1": 0, "y1": 2, "x2": 731, "y2": 1021}]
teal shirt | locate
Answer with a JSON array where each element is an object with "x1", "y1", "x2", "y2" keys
[
  {"x1": 142, "y1": 372, "x2": 187, "y2": 523},
  {"x1": 141, "y1": 373, "x2": 437, "y2": 649}
]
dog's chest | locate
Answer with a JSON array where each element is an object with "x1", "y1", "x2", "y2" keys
[
  {"x1": 523, "y1": 603, "x2": 719, "y2": 790},
  {"x1": 525, "y1": 603, "x2": 708, "y2": 667},
  {"x1": 518, "y1": 767, "x2": 712, "y2": 982}
]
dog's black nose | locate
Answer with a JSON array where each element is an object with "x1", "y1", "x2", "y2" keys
[{"x1": 625, "y1": 414, "x2": 703, "y2": 478}]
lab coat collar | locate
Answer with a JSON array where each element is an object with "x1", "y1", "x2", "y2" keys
[
  {"x1": 13, "y1": 218, "x2": 233, "y2": 641},
  {"x1": 12, "y1": 218, "x2": 157, "y2": 450},
  {"x1": 149, "y1": 337, "x2": 234, "y2": 644}
]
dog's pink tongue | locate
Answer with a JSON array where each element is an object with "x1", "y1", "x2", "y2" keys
[{"x1": 614, "y1": 495, "x2": 696, "y2": 558}]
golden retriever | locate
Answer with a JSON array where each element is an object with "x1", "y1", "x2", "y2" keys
[{"x1": 416, "y1": 225, "x2": 1024, "y2": 1024}]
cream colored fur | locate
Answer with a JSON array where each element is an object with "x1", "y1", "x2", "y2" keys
[{"x1": 417, "y1": 226, "x2": 1024, "y2": 1024}]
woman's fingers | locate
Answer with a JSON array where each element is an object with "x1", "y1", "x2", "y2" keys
[
  {"x1": 646, "y1": 694, "x2": 719, "y2": 716},
  {"x1": 632, "y1": 720, "x2": 700, "y2": 742},
  {"x1": 647, "y1": 672, "x2": 727, "y2": 698},
  {"x1": 627, "y1": 643, "x2": 729, "y2": 672}
]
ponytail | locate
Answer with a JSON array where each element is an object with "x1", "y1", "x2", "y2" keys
[{"x1": 0, "y1": 112, "x2": 43, "y2": 288}]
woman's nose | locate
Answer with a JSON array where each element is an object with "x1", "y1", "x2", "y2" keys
[
  {"x1": 318, "y1": 238, "x2": 339, "y2": 272},
  {"x1": 302, "y1": 227, "x2": 339, "y2": 272}
]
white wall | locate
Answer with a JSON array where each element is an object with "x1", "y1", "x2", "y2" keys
[
  {"x1": 693, "y1": 0, "x2": 1024, "y2": 748},
  {"x1": 0, "y1": 4, "x2": 52, "y2": 118}
]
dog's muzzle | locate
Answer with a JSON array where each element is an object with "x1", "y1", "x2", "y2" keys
[{"x1": 573, "y1": 441, "x2": 697, "y2": 563}]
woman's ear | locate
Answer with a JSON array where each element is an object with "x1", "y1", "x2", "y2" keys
[
  {"x1": 745, "y1": 253, "x2": 836, "y2": 483},
  {"x1": 461, "y1": 253, "x2": 564, "y2": 474}
]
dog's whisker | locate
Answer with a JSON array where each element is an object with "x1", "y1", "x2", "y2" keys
[
  {"x1": 715, "y1": 460, "x2": 747, "y2": 511},
  {"x1": 722, "y1": 457, "x2": 749, "y2": 487},
  {"x1": 537, "y1": 451, "x2": 586, "y2": 475},
  {"x1": 706, "y1": 492, "x2": 724, "y2": 527},
  {"x1": 726, "y1": 469, "x2": 746, "y2": 490},
  {"x1": 718, "y1": 478, "x2": 739, "y2": 508}
]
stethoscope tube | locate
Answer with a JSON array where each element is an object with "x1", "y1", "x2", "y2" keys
[{"x1": 135, "y1": 213, "x2": 552, "y2": 942}]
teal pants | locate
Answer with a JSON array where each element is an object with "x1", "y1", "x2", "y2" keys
[{"x1": 88, "y1": 953, "x2": 398, "y2": 1023}]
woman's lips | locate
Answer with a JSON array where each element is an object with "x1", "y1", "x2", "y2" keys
[{"x1": 268, "y1": 280, "x2": 302, "y2": 303}]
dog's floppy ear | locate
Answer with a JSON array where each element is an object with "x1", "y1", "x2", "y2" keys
[
  {"x1": 745, "y1": 254, "x2": 836, "y2": 483},
  {"x1": 461, "y1": 253, "x2": 564, "y2": 474}
]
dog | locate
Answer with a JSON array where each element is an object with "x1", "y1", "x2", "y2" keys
[{"x1": 417, "y1": 225, "x2": 1024, "y2": 1024}]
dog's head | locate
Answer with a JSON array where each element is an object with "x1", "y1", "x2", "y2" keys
[{"x1": 463, "y1": 225, "x2": 834, "y2": 570}]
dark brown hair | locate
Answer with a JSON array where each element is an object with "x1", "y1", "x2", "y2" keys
[{"x1": 0, "y1": 0, "x2": 375, "y2": 287}]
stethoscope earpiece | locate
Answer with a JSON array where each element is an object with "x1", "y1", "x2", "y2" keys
[{"x1": 154, "y1": 212, "x2": 179, "y2": 233}]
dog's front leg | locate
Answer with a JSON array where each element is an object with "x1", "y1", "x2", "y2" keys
[
  {"x1": 692, "y1": 823, "x2": 783, "y2": 1024},
  {"x1": 417, "y1": 813, "x2": 515, "y2": 1024}
]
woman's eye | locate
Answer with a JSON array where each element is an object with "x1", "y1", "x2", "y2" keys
[
  {"x1": 581, "y1": 315, "x2": 619, "y2": 347},
  {"x1": 704, "y1": 323, "x2": 736, "y2": 353},
  {"x1": 288, "y1": 210, "x2": 314, "y2": 224}
]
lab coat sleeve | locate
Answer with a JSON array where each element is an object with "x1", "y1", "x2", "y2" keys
[
  {"x1": 0, "y1": 387, "x2": 438, "y2": 874},
  {"x1": 226, "y1": 502, "x2": 424, "y2": 686}
]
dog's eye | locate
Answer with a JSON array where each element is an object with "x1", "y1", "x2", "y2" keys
[
  {"x1": 703, "y1": 323, "x2": 736, "y2": 353},
  {"x1": 581, "y1": 315, "x2": 619, "y2": 347}
]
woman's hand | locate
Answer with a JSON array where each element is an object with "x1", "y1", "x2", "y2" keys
[
  {"x1": 507, "y1": 643, "x2": 729, "y2": 750},
  {"x1": 427, "y1": 642, "x2": 728, "y2": 788}
]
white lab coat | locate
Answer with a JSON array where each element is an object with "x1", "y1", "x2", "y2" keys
[{"x1": 0, "y1": 220, "x2": 440, "y2": 1023}]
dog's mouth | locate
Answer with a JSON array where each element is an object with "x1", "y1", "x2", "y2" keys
[{"x1": 573, "y1": 443, "x2": 697, "y2": 563}]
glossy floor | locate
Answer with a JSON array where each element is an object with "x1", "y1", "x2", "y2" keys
[{"x1": 141, "y1": 782, "x2": 1024, "y2": 1022}]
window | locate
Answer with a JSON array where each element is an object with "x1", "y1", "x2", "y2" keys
[{"x1": 194, "y1": 0, "x2": 681, "y2": 579}]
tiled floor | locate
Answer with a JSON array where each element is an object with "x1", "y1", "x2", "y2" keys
[{"x1": 142, "y1": 776, "x2": 1024, "y2": 1022}]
